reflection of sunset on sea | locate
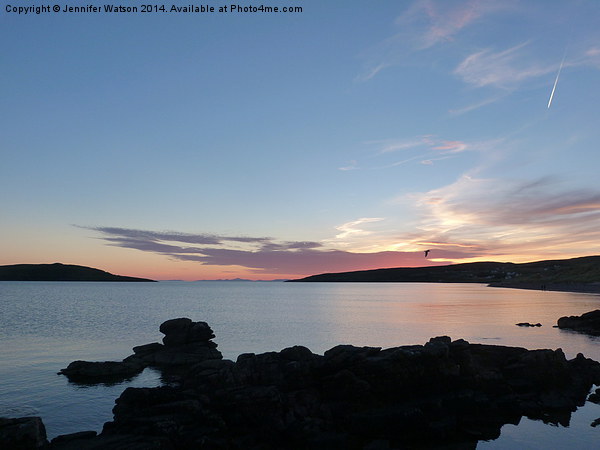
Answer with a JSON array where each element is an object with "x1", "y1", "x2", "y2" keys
[{"x1": 2, "y1": 1, "x2": 600, "y2": 280}]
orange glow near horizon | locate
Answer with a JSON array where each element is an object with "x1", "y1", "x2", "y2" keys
[{"x1": 0, "y1": 233, "x2": 595, "y2": 281}]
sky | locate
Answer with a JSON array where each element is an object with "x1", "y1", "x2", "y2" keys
[{"x1": 2, "y1": 0, "x2": 600, "y2": 280}]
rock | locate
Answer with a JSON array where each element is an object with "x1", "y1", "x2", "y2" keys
[
  {"x1": 280, "y1": 345, "x2": 315, "y2": 362},
  {"x1": 557, "y1": 310, "x2": 600, "y2": 335},
  {"x1": 132, "y1": 342, "x2": 163, "y2": 355},
  {"x1": 159, "y1": 317, "x2": 215, "y2": 346},
  {"x1": 323, "y1": 344, "x2": 381, "y2": 366},
  {"x1": 50, "y1": 433, "x2": 166, "y2": 449},
  {"x1": 588, "y1": 387, "x2": 600, "y2": 404},
  {"x1": 135, "y1": 318, "x2": 222, "y2": 366},
  {"x1": 52, "y1": 322, "x2": 600, "y2": 449},
  {"x1": 592, "y1": 418, "x2": 600, "y2": 427},
  {"x1": 59, "y1": 318, "x2": 222, "y2": 383},
  {"x1": 50, "y1": 430, "x2": 97, "y2": 444},
  {"x1": 143, "y1": 343, "x2": 222, "y2": 366},
  {"x1": 58, "y1": 359, "x2": 145, "y2": 381},
  {"x1": 159, "y1": 317, "x2": 193, "y2": 334},
  {"x1": 0, "y1": 417, "x2": 48, "y2": 449},
  {"x1": 516, "y1": 322, "x2": 542, "y2": 327}
]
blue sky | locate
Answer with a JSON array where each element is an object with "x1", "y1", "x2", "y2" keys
[{"x1": 2, "y1": 1, "x2": 600, "y2": 280}]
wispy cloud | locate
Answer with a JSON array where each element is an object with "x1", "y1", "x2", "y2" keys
[
  {"x1": 409, "y1": 175, "x2": 600, "y2": 259},
  {"x1": 81, "y1": 224, "x2": 471, "y2": 277},
  {"x1": 338, "y1": 160, "x2": 358, "y2": 171},
  {"x1": 357, "y1": 0, "x2": 512, "y2": 81},
  {"x1": 370, "y1": 136, "x2": 472, "y2": 156},
  {"x1": 334, "y1": 217, "x2": 384, "y2": 240},
  {"x1": 81, "y1": 226, "x2": 271, "y2": 246},
  {"x1": 351, "y1": 135, "x2": 479, "y2": 170},
  {"x1": 398, "y1": 0, "x2": 511, "y2": 50},
  {"x1": 171, "y1": 247, "x2": 467, "y2": 275},
  {"x1": 454, "y1": 42, "x2": 553, "y2": 88},
  {"x1": 355, "y1": 63, "x2": 391, "y2": 82},
  {"x1": 374, "y1": 138, "x2": 426, "y2": 154},
  {"x1": 448, "y1": 95, "x2": 507, "y2": 115},
  {"x1": 430, "y1": 140, "x2": 468, "y2": 153}
]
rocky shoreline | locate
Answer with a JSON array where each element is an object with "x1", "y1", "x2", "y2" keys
[
  {"x1": 3, "y1": 317, "x2": 600, "y2": 449},
  {"x1": 557, "y1": 309, "x2": 600, "y2": 336}
]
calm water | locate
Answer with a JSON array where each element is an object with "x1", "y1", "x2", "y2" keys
[{"x1": 1, "y1": 281, "x2": 600, "y2": 448}]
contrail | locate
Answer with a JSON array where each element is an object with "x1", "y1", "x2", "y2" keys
[{"x1": 547, "y1": 54, "x2": 566, "y2": 109}]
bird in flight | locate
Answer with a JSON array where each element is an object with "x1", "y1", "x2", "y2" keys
[{"x1": 424, "y1": 250, "x2": 431, "y2": 257}]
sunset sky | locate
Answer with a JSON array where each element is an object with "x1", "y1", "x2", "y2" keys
[{"x1": 2, "y1": 1, "x2": 600, "y2": 280}]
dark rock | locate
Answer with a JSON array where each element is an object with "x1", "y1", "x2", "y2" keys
[
  {"x1": 159, "y1": 317, "x2": 215, "y2": 346},
  {"x1": 516, "y1": 322, "x2": 542, "y2": 327},
  {"x1": 588, "y1": 387, "x2": 600, "y2": 404},
  {"x1": 134, "y1": 342, "x2": 222, "y2": 366},
  {"x1": 557, "y1": 310, "x2": 600, "y2": 335},
  {"x1": 52, "y1": 322, "x2": 600, "y2": 449},
  {"x1": 159, "y1": 317, "x2": 193, "y2": 334},
  {"x1": 132, "y1": 342, "x2": 163, "y2": 355},
  {"x1": 279, "y1": 345, "x2": 315, "y2": 361},
  {"x1": 50, "y1": 433, "x2": 167, "y2": 449},
  {"x1": 58, "y1": 359, "x2": 145, "y2": 381},
  {"x1": 592, "y1": 418, "x2": 600, "y2": 427},
  {"x1": 59, "y1": 318, "x2": 222, "y2": 383},
  {"x1": 0, "y1": 417, "x2": 48, "y2": 449},
  {"x1": 50, "y1": 430, "x2": 97, "y2": 444},
  {"x1": 323, "y1": 344, "x2": 381, "y2": 366}
]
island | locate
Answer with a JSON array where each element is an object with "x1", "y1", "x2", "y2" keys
[
  {"x1": 289, "y1": 255, "x2": 600, "y2": 293},
  {"x1": 0, "y1": 263, "x2": 155, "y2": 282}
]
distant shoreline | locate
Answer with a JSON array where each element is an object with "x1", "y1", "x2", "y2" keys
[
  {"x1": 0, "y1": 263, "x2": 155, "y2": 282},
  {"x1": 489, "y1": 282, "x2": 600, "y2": 294},
  {"x1": 288, "y1": 256, "x2": 600, "y2": 290}
]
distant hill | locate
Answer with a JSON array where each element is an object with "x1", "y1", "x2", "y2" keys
[
  {"x1": 0, "y1": 263, "x2": 155, "y2": 282},
  {"x1": 289, "y1": 256, "x2": 600, "y2": 293}
]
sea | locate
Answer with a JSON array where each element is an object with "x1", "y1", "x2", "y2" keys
[{"x1": 1, "y1": 281, "x2": 600, "y2": 449}]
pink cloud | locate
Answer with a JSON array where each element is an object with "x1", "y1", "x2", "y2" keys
[
  {"x1": 84, "y1": 226, "x2": 477, "y2": 277},
  {"x1": 410, "y1": 176, "x2": 600, "y2": 261},
  {"x1": 432, "y1": 140, "x2": 468, "y2": 153},
  {"x1": 454, "y1": 42, "x2": 553, "y2": 88},
  {"x1": 358, "y1": 0, "x2": 513, "y2": 81},
  {"x1": 174, "y1": 248, "x2": 471, "y2": 276},
  {"x1": 400, "y1": 0, "x2": 512, "y2": 49}
]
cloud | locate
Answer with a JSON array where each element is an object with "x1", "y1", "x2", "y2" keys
[
  {"x1": 357, "y1": 0, "x2": 512, "y2": 81},
  {"x1": 454, "y1": 42, "x2": 553, "y2": 88},
  {"x1": 81, "y1": 172, "x2": 600, "y2": 276},
  {"x1": 81, "y1": 226, "x2": 271, "y2": 245},
  {"x1": 371, "y1": 136, "x2": 471, "y2": 156},
  {"x1": 334, "y1": 217, "x2": 384, "y2": 240},
  {"x1": 355, "y1": 63, "x2": 391, "y2": 82},
  {"x1": 398, "y1": 0, "x2": 511, "y2": 50},
  {"x1": 353, "y1": 135, "x2": 479, "y2": 170},
  {"x1": 171, "y1": 247, "x2": 469, "y2": 275},
  {"x1": 421, "y1": 176, "x2": 600, "y2": 226},
  {"x1": 431, "y1": 140, "x2": 468, "y2": 153},
  {"x1": 448, "y1": 95, "x2": 507, "y2": 115},
  {"x1": 374, "y1": 139, "x2": 427, "y2": 154},
  {"x1": 411, "y1": 175, "x2": 600, "y2": 258},
  {"x1": 339, "y1": 160, "x2": 358, "y2": 171},
  {"x1": 260, "y1": 241, "x2": 324, "y2": 251},
  {"x1": 81, "y1": 224, "x2": 473, "y2": 277}
]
